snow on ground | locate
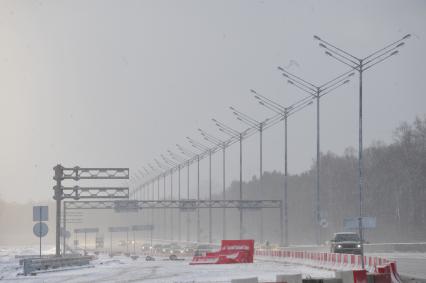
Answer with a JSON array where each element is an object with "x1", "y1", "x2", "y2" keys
[{"x1": 0, "y1": 246, "x2": 334, "y2": 283}]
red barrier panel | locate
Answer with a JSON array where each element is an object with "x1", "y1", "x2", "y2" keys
[{"x1": 190, "y1": 239, "x2": 254, "y2": 265}]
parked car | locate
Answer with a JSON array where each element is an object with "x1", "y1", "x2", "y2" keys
[{"x1": 330, "y1": 232, "x2": 362, "y2": 254}]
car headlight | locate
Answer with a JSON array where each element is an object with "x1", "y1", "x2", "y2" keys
[
  {"x1": 357, "y1": 244, "x2": 361, "y2": 248},
  {"x1": 162, "y1": 249, "x2": 166, "y2": 252},
  {"x1": 337, "y1": 245, "x2": 342, "y2": 248}
]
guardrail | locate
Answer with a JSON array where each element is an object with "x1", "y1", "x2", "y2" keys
[{"x1": 23, "y1": 255, "x2": 94, "y2": 275}]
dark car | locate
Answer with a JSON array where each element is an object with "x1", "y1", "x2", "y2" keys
[{"x1": 330, "y1": 232, "x2": 362, "y2": 254}]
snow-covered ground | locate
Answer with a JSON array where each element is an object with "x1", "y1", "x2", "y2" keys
[{"x1": 0, "y1": 246, "x2": 334, "y2": 283}]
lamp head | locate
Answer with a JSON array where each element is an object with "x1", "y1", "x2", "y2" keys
[
  {"x1": 396, "y1": 42, "x2": 405, "y2": 48},
  {"x1": 313, "y1": 35, "x2": 321, "y2": 40},
  {"x1": 319, "y1": 43, "x2": 327, "y2": 49},
  {"x1": 325, "y1": 51, "x2": 333, "y2": 57},
  {"x1": 287, "y1": 80, "x2": 294, "y2": 85},
  {"x1": 282, "y1": 73, "x2": 289, "y2": 78},
  {"x1": 390, "y1": 50, "x2": 399, "y2": 56},
  {"x1": 403, "y1": 34, "x2": 411, "y2": 39},
  {"x1": 343, "y1": 79, "x2": 350, "y2": 84},
  {"x1": 277, "y1": 66, "x2": 284, "y2": 72},
  {"x1": 250, "y1": 89, "x2": 257, "y2": 94}
]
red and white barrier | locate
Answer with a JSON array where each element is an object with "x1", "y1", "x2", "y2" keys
[
  {"x1": 255, "y1": 249, "x2": 400, "y2": 283},
  {"x1": 190, "y1": 240, "x2": 254, "y2": 265}
]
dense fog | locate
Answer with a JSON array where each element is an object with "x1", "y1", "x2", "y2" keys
[{"x1": 2, "y1": 116, "x2": 424, "y2": 247}]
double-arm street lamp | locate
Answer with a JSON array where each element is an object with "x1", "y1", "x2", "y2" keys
[
  {"x1": 277, "y1": 67, "x2": 354, "y2": 245},
  {"x1": 187, "y1": 137, "x2": 214, "y2": 243},
  {"x1": 162, "y1": 154, "x2": 179, "y2": 241},
  {"x1": 251, "y1": 89, "x2": 313, "y2": 246},
  {"x1": 176, "y1": 144, "x2": 199, "y2": 242},
  {"x1": 230, "y1": 106, "x2": 269, "y2": 243},
  {"x1": 155, "y1": 158, "x2": 170, "y2": 240},
  {"x1": 198, "y1": 129, "x2": 228, "y2": 240},
  {"x1": 212, "y1": 118, "x2": 247, "y2": 240},
  {"x1": 313, "y1": 34, "x2": 411, "y2": 268},
  {"x1": 168, "y1": 150, "x2": 186, "y2": 242}
]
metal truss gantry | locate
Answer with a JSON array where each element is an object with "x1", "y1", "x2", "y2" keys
[
  {"x1": 53, "y1": 164, "x2": 129, "y2": 256},
  {"x1": 63, "y1": 199, "x2": 283, "y2": 244}
]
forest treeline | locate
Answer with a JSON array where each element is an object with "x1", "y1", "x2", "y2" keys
[
  {"x1": 220, "y1": 115, "x2": 426, "y2": 244},
  {"x1": 1, "y1": 116, "x2": 425, "y2": 246}
]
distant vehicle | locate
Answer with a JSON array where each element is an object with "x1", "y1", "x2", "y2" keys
[
  {"x1": 145, "y1": 255, "x2": 155, "y2": 261},
  {"x1": 330, "y1": 232, "x2": 362, "y2": 254},
  {"x1": 194, "y1": 244, "x2": 214, "y2": 256}
]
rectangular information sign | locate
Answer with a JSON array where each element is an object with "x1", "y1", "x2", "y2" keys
[
  {"x1": 108, "y1": 226, "x2": 130, "y2": 233},
  {"x1": 179, "y1": 200, "x2": 197, "y2": 211},
  {"x1": 131, "y1": 224, "x2": 154, "y2": 231},
  {"x1": 74, "y1": 228, "x2": 99, "y2": 234},
  {"x1": 33, "y1": 206, "x2": 49, "y2": 221},
  {"x1": 344, "y1": 216, "x2": 376, "y2": 230},
  {"x1": 114, "y1": 200, "x2": 138, "y2": 213}
]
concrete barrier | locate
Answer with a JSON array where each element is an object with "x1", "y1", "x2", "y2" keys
[{"x1": 276, "y1": 274, "x2": 302, "y2": 283}]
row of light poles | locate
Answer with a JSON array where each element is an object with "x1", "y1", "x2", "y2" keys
[{"x1": 131, "y1": 34, "x2": 411, "y2": 254}]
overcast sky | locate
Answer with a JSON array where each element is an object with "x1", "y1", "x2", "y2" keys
[{"x1": 0, "y1": 0, "x2": 425, "y2": 203}]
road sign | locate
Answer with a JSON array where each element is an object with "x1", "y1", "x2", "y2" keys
[
  {"x1": 319, "y1": 218, "x2": 328, "y2": 228},
  {"x1": 33, "y1": 206, "x2": 48, "y2": 221},
  {"x1": 108, "y1": 226, "x2": 129, "y2": 233},
  {"x1": 60, "y1": 228, "x2": 71, "y2": 239},
  {"x1": 179, "y1": 200, "x2": 197, "y2": 211},
  {"x1": 114, "y1": 200, "x2": 138, "y2": 212},
  {"x1": 344, "y1": 216, "x2": 376, "y2": 230},
  {"x1": 131, "y1": 224, "x2": 154, "y2": 231},
  {"x1": 33, "y1": 222, "x2": 49, "y2": 237},
  {"x1": 74, "y1": 228, "x2": 99, "y2": 234},
  {"x1": 96, "y1": 236, "x2": 104, "y2": 248}
]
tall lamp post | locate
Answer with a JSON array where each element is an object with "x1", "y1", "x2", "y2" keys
[
  {"x1": 277, "y1": 67, "x2": 354, "y2": 245},
  {"x1": 155, "y1": 158, "x2": 170, "y2": 240},
  {"x1": 198, "y1": 129, "x2": 228, "y2": 240},
  {"x1": 313, "y1": 34, "x2": 411, "y2": 268},
  {"x1": 162, "y1": 154, "x2": 179, "y2": 241},
  {"x1": 187, "y1": 137, "x2": 214, "y2": 243},
  {"x1": 251, "y1": 89, "x2": 313, "y2": 246},
  {"x1": 230, "y1": 106, "x2": 269, "y2": 243},
  {"x1": 177, "y1": 144, "x2": 199, "y2": 242},
  {"x1": 168, "y1": 150, "x2": 186, "y2": 243},
  {"x1": 212, "y1": 118, "x2": 247, "y2": 240}
]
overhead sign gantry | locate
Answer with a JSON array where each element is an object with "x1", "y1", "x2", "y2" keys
[{"x1": 53, "y1": 164, "x2": 130, "y2": 256}]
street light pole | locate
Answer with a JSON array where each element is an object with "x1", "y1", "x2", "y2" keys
[
  {"x1": 177, "y1": 144, "x2": 198, "y2": 243},
  {"x1": 213, "y1": 118, "x2": 246, "y2": 240},
  {"x1": 252, "y1": 89, "x2": 314, "y2": 246},
  {"x1": 313, "y1": 34, "x2": 411, "y2": 268},
  {"x1": 187, "y1": 137, "x2": 212, "y2": 243},
  {"x1": 230, "y1": 106, "x2": 268, "y2": 243},
  {"x1": 199, "y1": 129, "x2": 228, "y2": 240},
  {"x1": 168, "y1": 150, "x2": 186, "y2": 243},
  {"x1": 277, "y1": 67, "x2": 354, "y2": 245}
]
